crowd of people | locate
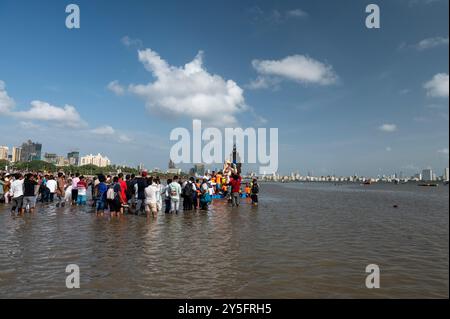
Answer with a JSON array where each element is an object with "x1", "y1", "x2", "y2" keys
[{"x1": 0, "y1": 169, "x2": 260, "y2": 217}]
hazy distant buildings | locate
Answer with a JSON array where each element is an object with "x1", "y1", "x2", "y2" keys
[
  {"x1": 20, "y1": 140, "x2": 42, "y2": 162},
  {"x1": 80, "y1": 153, "x2": 111, "y2": 167},
  {"x1": 444, "y1": 168, "x2": 449, "y2": 182},
  {"x1": 421, "y1": 169, "x2": 433, "y2": 181},
  {"x1": 0, "y1": 146, "x2": 8, "y2": 160},
  {"x1": 11, "y1": 147, "x2": 21, "y2": 163},
  {"x1": 67, "y1": 151, "x2": 80, "y2": 166},
  {"x1": 193, "y1": 163, "x2": 205, "y2": 176}
]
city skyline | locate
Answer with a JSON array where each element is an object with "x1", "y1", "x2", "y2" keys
[
  {"x1": 0, "y1": 0, "x2": 448, "y2": 176},
  {"x1": 1, "y1": 138, "x2": 448, "y2": 182}
]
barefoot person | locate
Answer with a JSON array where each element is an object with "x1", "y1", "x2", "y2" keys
[
  {"x1": 10, "y1": 173, "x2": 24, "y2": 216},
  {"x1": 169, "y1": 176, "x2": 182, "y2": 214},
  {"x1": 144, "y1": 177, "x2": 158, "y2": 218}
]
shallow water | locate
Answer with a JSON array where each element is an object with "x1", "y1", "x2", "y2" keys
[{"x1": 0, "y1": 182, "x2": 448, "y2": 298}]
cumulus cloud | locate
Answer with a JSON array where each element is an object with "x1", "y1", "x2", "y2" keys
[
  {"x1": 13, "y1": 100, "x2": 86, "y2": 128},
  {"x1": 90, "y1": 125, "x2": 115, "y2": 135},
  {"x1": 128, "y1": 49, "x2": 247, "y2": 126},
  {"x1": 415, "y1": 36, "x2": 449, "y2": 50},
  {"x1": 107, "y1": 80, "x2": 125, "y2": 95},
  {"x1": 250, "y1": 55, "x2": 338, "y2": 89},
  {"x1": 379, "y1": 124, "x2": 397, "y2": 132},
  {"x1": 0, "y1": 80, "x2": 15, "y2": 113},
  {"x1": 424, "y1": 73, "x2": 449, "y2": 98}
]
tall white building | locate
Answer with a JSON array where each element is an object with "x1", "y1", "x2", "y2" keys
[
  {"x1": 11, "y1": 147, "x2": 21, "y2": 163},
  {"x1": 0, "y1": 146, "x2": 9, "y2": 160},
  {"x1": 421, "y1": 169, "x2": 433, "y2": 181},
  {"x1": 80, "y1": 153, "x2": 111, "y2": 167},
  {"x1": 444, "y1": 168, "x2": 449, "y2": 182}
]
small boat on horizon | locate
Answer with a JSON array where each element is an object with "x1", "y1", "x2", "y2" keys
[{"x1": 418, "y1": 183, "x2": 439, "y2": 187}]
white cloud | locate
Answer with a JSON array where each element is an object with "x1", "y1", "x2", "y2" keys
[
  {"x1": 251, "y1": 55, "x2": 338, "y2": 88},
  {"x1": 107, "y1": 80, "x2": 125, "y2": 95},
  {"x1": 415, "y1": 36, "x2": 449, "y2": 50},
  {"x1": 286, "y1": 9, "x2": 308, "y2": 18},
  {"x1": 118, "y1": 134, "x2": 132, "y2": 143},
  {"x1": 128, "y1": 49, "x2": 247, "y2": 126},
  {"x1": 379, "y1": 124, "x2": 398, "y2": 132},
  {"x1": 424, "y1": 73, "x2": 449, "y2": 98},
  {"x1": 438, "y1": 148, "x2": 449, "y2": 155},
  {"x1": 0, "y1": 80, "x2": 15, "y2": 113},
  {"x1": 121, "y1": 36, "x2": 143, "y2": 48},
  {"x1": 90, "y1": 125, "x2": 115, "y2": 135},
  {"x1": 13, "y1": 100, "x2": 86, "y2": 128}
]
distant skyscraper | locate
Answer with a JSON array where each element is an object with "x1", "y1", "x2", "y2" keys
[
  {"x1": 67, "y1": 151, "x2": 80, "y2": 166},
  {"x1": 11, "y1": 147, "x2": 21, "y2": 163},
  {"x1": 421, "y1": 169, "x2": 433, "y2": 181},
  {"x1": 0, "y1": 146, "x2": 8, "y2": 160},
  {"x1": 168, "y1": 159, "x2": 176, "y2": 169},
  {"x1": 444, "y1": 168, "x2": 449, "y2": 182},
  {"x1": 20, "y1": 140, "x2": 42, "y2": 162}
]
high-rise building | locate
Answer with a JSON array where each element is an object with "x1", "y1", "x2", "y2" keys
[
  {"x1": 20, "y1": 140, "x2": 42, "y2": 162},
  {"x1": 421, "y1": 169, "x2": 433, "y2": 181},
  {"x1": 67, "y1": 151, "x2": 80, "y2": 166},
  {"x1": 80, "y1": 153, "x2": 111, "y2": 167},
  {"x1": 11, "y1": 147, "x2": 21, "y2": 163},
  {"x1": 44, "y1": 153, "x2": 58, "y2": 164},
  {"x1": 0, "y1": 146, "x2": 8, "y2": 160},
  {"x1": 444, "y1": 168, "x2": 449, "y2": 182},
  {"x1": 168, "y1": 159, "x2": 176, "y2": 169}
]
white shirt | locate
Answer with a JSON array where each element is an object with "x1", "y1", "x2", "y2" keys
[
  {"x1": 46, "y1": 179, "x2": 57, "y2": 193},
  {"x1": 10, "y1": 179, "x2": 24, "y2": 198},
  {"x1": 168, "y1": 182, "x2": 182, "y2": 200},
  {"x1": 144, "y1": 183, "x2": 158, "y2": 204}
]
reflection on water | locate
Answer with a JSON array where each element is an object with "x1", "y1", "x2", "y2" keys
[{"x1": 0, "y1": 183, "x2": 448, "y2": 298}]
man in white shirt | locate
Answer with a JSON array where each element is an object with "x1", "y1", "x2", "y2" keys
[
  {"x1": 169, "y1": 176, "x2": 182, "y2": 214},
  {"x1": 10, "y1": 173, "x2": 24, "y2": 215},
  {"x1": 46, "y1": 175, "x2": 58, "y2": 203},
  {"x1": 144, "y1": 177, "x2": 158, "y2": 218}
]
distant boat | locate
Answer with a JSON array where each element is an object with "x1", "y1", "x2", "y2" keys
[{"x1": 418, "y1": 183, "x2": 439, "y2": 187}]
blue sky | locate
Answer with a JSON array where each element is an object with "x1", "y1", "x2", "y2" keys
[{"x1": 0, "y1": 0, "x2": 448, "y2": 176}]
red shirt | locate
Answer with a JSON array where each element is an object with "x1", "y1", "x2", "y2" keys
[
  {"x1": 229, "y1": 176, "x2": 242, "y2": 193},
  {"x1": 119, "y1": 179, "x2": 128, "y2": 204}
]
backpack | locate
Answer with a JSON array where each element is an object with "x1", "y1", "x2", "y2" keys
[
  {"x1": 106, "y1": 186, "x2": 116, "y2": 200},
  {"x1": 184, "y1": 182, "x2": 193, "y2": 197}
]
